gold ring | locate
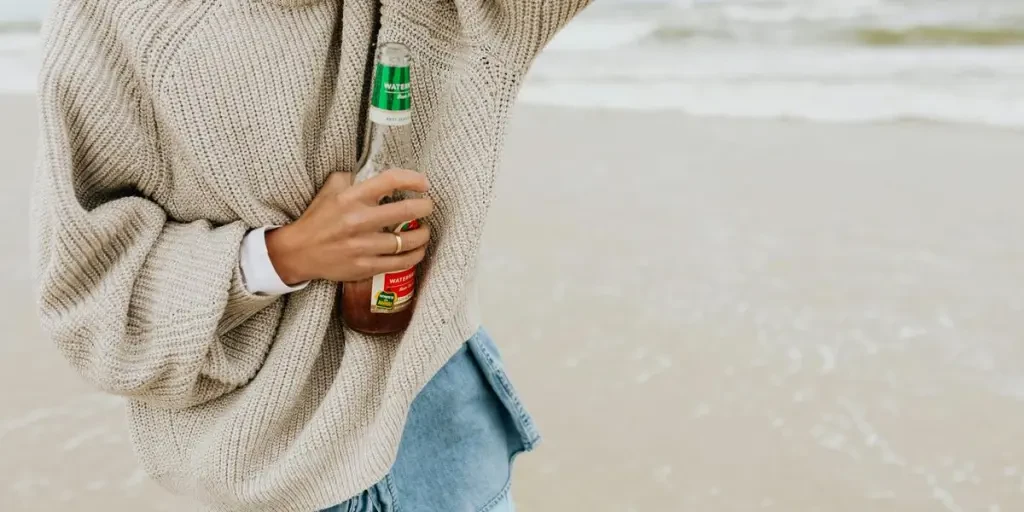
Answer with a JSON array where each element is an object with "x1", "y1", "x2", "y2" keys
[{"x1": 393, "y1": 233, "x2": 403, "y2": 255}]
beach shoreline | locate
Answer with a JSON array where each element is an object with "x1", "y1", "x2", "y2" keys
[{"x1": 4, "y1": 93, "x2": 1024, "y2": 511}]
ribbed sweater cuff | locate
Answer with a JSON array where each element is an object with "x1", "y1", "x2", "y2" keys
[{"x1": 138, "y1": 221, "x2": 278, "y2": 334}]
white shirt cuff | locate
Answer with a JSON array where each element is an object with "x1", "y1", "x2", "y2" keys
[{"x1": 240, "y1": 227, "x2": 310, "y2": 295}]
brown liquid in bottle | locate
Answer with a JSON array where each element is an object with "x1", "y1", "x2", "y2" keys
[{"x1": 341, "y1": 278, "x2": 417, "y2": 334}]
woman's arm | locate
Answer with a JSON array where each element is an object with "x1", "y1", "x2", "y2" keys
[
  {"x1": 30, "y1": 2, "x2": 283, "y2": 410},
  {"x1": 32, "y1": 2, "x2": 435, "y2": 411}
]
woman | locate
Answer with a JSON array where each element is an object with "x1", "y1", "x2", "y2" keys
[{"x1": 31, "y1": 1, "x2": 589, "y2": 510}]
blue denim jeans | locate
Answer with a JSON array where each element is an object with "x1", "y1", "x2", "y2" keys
[
  {"x1": 322, "y1": 330, "x2": 537, "y2": 512},
  {"x1": 489, "y1": 493, "x2": 516, "y2": 512}
]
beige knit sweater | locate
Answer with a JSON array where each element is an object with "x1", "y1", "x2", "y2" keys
[{"x1": 31, "y1": 1, "x2": 588, "y2": 510}]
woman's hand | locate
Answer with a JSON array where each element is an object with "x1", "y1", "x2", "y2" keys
[{"x1": 265, "y1": 169, "x2": 432, "y2": 285}]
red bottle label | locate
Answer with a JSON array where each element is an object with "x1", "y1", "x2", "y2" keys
[{"x1": 369, "y1": 219, "x2": 419, "y2": 313}]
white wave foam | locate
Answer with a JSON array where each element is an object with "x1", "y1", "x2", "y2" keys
[
  {"x1": 0, "y1": 33, "x2": 39, "y2": 93},
  {"x1": 524, "y1": 44, "x2": 1024, "y2": 128},
  {"x1": 531, "y1": 45, "x2": 1024, "y2": 83},
  {"x1": 520, "y1": 80, "x2": 1024, "y2": 128},
  {"x1": 719, "y1": 0, "x2": 889, "y2": 24},
  {"x1": 0, "y1": 31, "x2": 39, "y2": 51},
  {"x1": 572, "y1": 0, "x2": 1024, "y2": 48}
]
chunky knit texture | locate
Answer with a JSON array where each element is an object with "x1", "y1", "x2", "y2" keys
[{"x1": 31, "y1": 1, "x2": 588, "y2": 510}]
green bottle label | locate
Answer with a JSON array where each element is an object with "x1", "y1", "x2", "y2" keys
[{"x1": 370, "y1": 63, "x2": 411, "y2": 125}]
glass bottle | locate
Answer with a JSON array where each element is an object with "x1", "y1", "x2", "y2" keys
[{"x1": 341, "y1": 42, "x2": 420, "y2": 334}]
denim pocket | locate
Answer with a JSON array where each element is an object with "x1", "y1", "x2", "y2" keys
[{"x1": 467, "y1": 329, "x2": 541, "y2": 450}]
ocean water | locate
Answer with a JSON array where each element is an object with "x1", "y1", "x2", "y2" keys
[
  {"x1": 0, "y1": 29, "x2": 39, "y2": 93},
  {"x1": 528, "y1": 0, "x2": 1024, "y2": 127},
  {"x1": 0, "y1": 1, "x2": 44, "y2": 92},
  {"x1": 4, "y1": 0, "x2": 1024, "y2": 127}
]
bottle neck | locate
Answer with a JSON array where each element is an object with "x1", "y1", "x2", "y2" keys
[
  {"x1": 369, "y1": 107, "x2": 411, "y2": 127},
  {"x1": 370, "y1": 61, "x2": 411, "y2": 126}
]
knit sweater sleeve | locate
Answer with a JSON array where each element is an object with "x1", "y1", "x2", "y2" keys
[
  {"x1": 460, "y1": 0, "x2": 593, "y2": 70},
  {"x1": 31, "y1": 3, "x2": 281, "y2": 410}
]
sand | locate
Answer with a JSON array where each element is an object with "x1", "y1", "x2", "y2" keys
[{"x1": 3, "y1": 92, "x2": 1024, "y2": 511}]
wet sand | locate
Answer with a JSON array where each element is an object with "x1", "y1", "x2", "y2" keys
[{"x1": 3, "y1": 93, "x2": 1024, "y2": 511}]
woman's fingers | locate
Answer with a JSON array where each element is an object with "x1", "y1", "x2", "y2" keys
[
  {"x1": 344, "y1": 198, "x2": 433, "y2": 233},
  {"x1": 363, "y1": 246, "x2": 428, "y2": 276},
  {"x1": 351, "y1": 225, "x2": 431, "y2": 256},
  {"x1": 349, "y1": 169, "x2": 428, "y2": 205}
]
